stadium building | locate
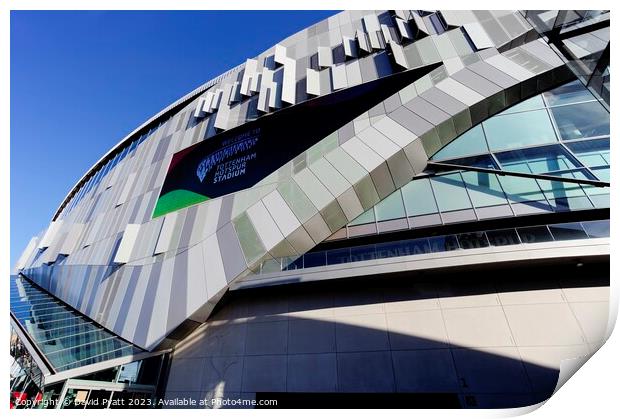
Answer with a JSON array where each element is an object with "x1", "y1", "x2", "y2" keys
[{"x1": 11, "y1": 10, "x2": 610, "y2": 409}]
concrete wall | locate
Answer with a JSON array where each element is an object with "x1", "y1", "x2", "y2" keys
[{"x1": 164, "y1": 261, "x2": 610, "y2": 409}]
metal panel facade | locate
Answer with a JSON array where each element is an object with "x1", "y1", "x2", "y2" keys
[{"x1": 17, "y1": 10, "x2": 596, "y2": 354}]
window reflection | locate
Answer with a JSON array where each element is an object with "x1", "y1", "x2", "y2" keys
[
  {"x1": 405, "y1": 238, "x2": 432, "y2": 255},
  {"x1": 401, "y1": 178, "x2": 438, "y2": 216},
  {"x1": 375, "y1": 242, "x2": 409, "y2": 259},
  {"x1": 483, "y1": 109, "x2": 557, "y2": 151},
  {"x1": 486, "y1": 229, "x2": 521, "y2": 246},
  {"x1": 303, "y1": 251, "x2": 326, "y2": 268},
  {"x1": 550, "y1": 101, "x2": 610, "y2": 140},
  {"x1": 565, "y1": 138, "x2": 610, "y2": 167},
  {"x1": 543, "y1": 79, "x2": 595, "y2": 106},
  {"x1": 537, "y1": 177, "x2": 587, "y2": 199},
  {"x1": 461, "y1": 172, "x2": 508, "y2": 207},
  {"x1": 581, "y1": 220, "x2": 610, "y2": 238},
  {"x1": 271, "y1": 221, "x2": 608, "y2": 273},
  {"x1": 548, "y1": 223, "x2": 589, "y2": 241},
  {"x1": 326, "y1": 248, "x2": 351, "y2": 265},
  {"x1": 428, "y1": 235, "x2": 460, "y2": 252},
  {"x1": 591, "y1": 167, "x2": 610, "y2": 182},
  {"x1": 350, "y1": 245, "x2": 377, "y2": 262},
  {"x1": 432, "y1": 125, "x2": 489, "y2": 160},
  {"x1": 457, "y1": 232, "x2": 489, "y2": 249},
  {"x1": 375, "y1": 190, "x2": 406, "y2": 221},
  {"x1": 517, "y1": 226, "x2": 554, "y2": 243},
  {"x1": 398, "y1": 79, "x2": 610, "y2": 232},
  {"x1": 495, "y1": 145, "x2": 580, "y2": 174},
  {"x1": 430, "y1": 173, "x2": 472, "y2": 212},
  {"x1": 497, "y1": 176, "x2": 546, "y2": 203},
  {"x1": 442, "y1": 154, "x2": 498, "y2": 168}
]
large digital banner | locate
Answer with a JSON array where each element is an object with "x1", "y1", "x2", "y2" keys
[
  {"x1": 153, "y1": 127, "x2": 264, "y2": 218},
  {"x1": 153, "y1": 62, "x2": 440, "y2": 218}
]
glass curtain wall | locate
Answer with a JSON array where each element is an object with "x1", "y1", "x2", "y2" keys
[
  {"x1": 341, "y1": 79, "x2": 609, "y2": 240},
  {"x1": 10, "y1": 275, "x2": 142, "y2": 373}
]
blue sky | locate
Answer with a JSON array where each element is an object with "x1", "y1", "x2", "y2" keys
[{"x1": 10, "y1": 10, "x2": 337, "y2": 265}]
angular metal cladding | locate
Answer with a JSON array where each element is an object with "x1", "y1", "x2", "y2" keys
[{"x1": 154, "y1": 62, "x2": 442, "y2": 219}]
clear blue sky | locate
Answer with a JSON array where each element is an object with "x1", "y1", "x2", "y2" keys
[{"x1": 11, "y1": 10, "x2": 337, "y2": 265}]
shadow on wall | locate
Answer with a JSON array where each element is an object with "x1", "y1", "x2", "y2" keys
[{"x1": 163, "y1": 261, "x2": 610, "y2": 409}]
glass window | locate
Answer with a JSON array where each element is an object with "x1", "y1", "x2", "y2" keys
[
  {"x1": 587, "y1": 193, "x2": 609, "y2": 208},
  {"x1": 559, "y1": 168, "x2": 597, "y2": 181},
  {"x1": 495, "y1": 144, "x2": 580, "y2": 174},
  {"x1": 498, "y1": 94, "x2": 545, "y2": 115},
  {"x1": 483, "y1": 109, "x2": 557, "y2": 151},
  {"x1": 591, "y1": 167, "x2": 610, "y2": 182},
  {"x1": 537, "y1": 177, "x2": 586, "y2": 200},
  {"x1": 579, "y1": 167, "x2": 609, "y2": 207},
  {"x1": 565, "y1": 138, "x2": 610, "y2": 167},
  {"x1": 259, "y1": 259, "x2": 282, "y2": 274},
  {"x1": 10, "y1": 275, "x2": 143, "y2": 373},
  {"x1": 376, "y1": 241, "x2": 410, "y2": 259},
  {"x1": 430, "y1": 173, "x2": 472, "y2": 212},
  {"x1": 400, "y1": 238, "x2": 431, "y2": 255},
  {"x1": 375, "y1": 190, "x2": 406, "y2": 221},
  {"x1": 550, "y1": 101, "x2": 610, "y2": 140},
  {"x1": 428, "y1": 235, "x2": 460, "y2": 252},
  {"x1": 581, "y1": 220, "x2": 610, "y2": 238},
  {"x1": 432, "y1": 125, "x2": 488, "y2": 160},
  {"x1": 304, "y1": 252, "x2": 327, "y2": 268},
  {"x1": 40, "y1": 330, "x2": 113, "y2": 349},
  {"x1": 457, "y1": 232, "x2": 489, "y2": 249},
  {"x1": 326, "y1": 248, "x2": 351, "y2": 265},
  {"x1": 536, "y1": 168, "x2": 591, "y2": 200},
  {"x1": 61, "y1": 388, "x2": 89, "y2": 409},
  {"x1": 350, "y1": 244, "x2": 377, "y2": 262},
  {"x1": 283, "y1": 256, "x2": 303, "y2": 270},
  {"x1": 487, "y1": 229, "x2": 521, "y2": 246},
  {"x1": 349, "y1": 207, "x2": 375, "y2": 226},
  {"x1": 517, "y1": 226, "x2": 554, "y2": 243},
  {"x1": 497, "y1": 175, "x2": 546, "y2": 203},
  {"x1": 548, "y1": 223, "x2": 588, "y2": 241},
  {"x1": 461, "y1": 171, "x2": 508, "y2": 208},
  {"x1": 401, "y1": 178, "x2": 439, "y2": 216},
  {"x1": 442, "y1": 154, "x2": 498, "y2": 169},
  {"x1": 543, "y1": 79, "x2": 596, "y2": 106}
]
